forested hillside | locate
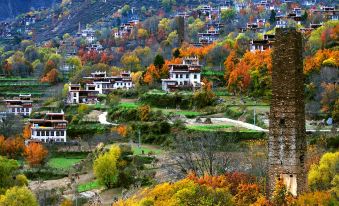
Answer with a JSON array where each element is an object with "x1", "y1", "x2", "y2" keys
[{"x1": 0, "y1": 0, "x2": 59, "y2": 20}]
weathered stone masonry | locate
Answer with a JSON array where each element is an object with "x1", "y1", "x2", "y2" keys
[{"x1": 268, "y1": 28, "x2": 307, "y2": 197}]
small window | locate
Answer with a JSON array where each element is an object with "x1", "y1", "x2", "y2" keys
[
  {"x1": 73, "y1": 93, "x2": 77, "y2": 97},
  {"x1": 194, "y1": 74, "x2": 197, "y2": 79},
  {"x1": 37, "y1": 131, "x2": 40, "y2": 136},
  {"x1": 61, "y1": 131, "x2": 64, "y2": 136},
  {"x1": 279, "y1": 118, "x2": 285, "y2": 126},
  {"x1": 56, "y1": 131, "x2": 60, "y2": 136}
]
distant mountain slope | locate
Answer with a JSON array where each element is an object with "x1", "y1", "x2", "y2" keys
[{"x1": 0, "y1": 0, "x2": 60, "y2": 20}]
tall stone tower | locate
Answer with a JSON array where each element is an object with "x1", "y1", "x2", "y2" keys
[{"x1": 268, "y1": 28, "x2": 306, "y2": 197}]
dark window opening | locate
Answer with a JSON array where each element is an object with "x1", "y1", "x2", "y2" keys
[{"x1": 279, "y1": 118, "x2": 285, "y2": 126}]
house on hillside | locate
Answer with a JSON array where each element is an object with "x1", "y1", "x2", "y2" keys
[
  {"x1": 198, "y1": 28, "x2": 220, "y2": 45},
  {"x1": 67, "y1": 84, "x2": 99, "y2": 104},
  {"x1": 29, "y1": 111, "x2": 68, "y2": 143},
  {"x1": 114, "y1": 19, "x2": 139, "y2": 38},
  {"x1": 250, "y1": 34, "x2": 275, "y2": 52},
  {"x1": 57, "y1": 38, "x2": 77, "y2": 57},
  {"x1": 3, "y1": 94, "x2": 33, "y2": 116},
  {"x1": 312, "y1": 6, "x2": 338, "y2": 21},
  {"x1": 77, "y1": 28, "x2": 96, "y2": 43},
  {"x1": 161, "y1": 57, "x2": 202, "y2": 92},
  {"x1": 83, "y1": 71, "x2": 133, "y2": 94}
]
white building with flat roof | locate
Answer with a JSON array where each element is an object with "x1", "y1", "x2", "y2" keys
[
  {"x1": 4, "y1": 94, "x2": 33, "y2": 116},
  {"x1": 29, "y1": 111, "x2": 68, "y2": 143},
  {"x1": 83, "y1": 71, "x2": 133, "y2": 94},
  {"x1": 162, "y1": 57, "x2": 202, "y2": 92}
]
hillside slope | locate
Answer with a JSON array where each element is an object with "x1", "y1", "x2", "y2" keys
[{"x1": 0, "y1": 0, "x2": 60, "y2": 20}]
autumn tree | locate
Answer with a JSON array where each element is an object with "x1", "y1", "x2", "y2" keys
[
  {"x1": 224, "y1": 50, "x2": 238, "y2": 82},
  {"x1": 271, "y1": 179, "x2": 293, "y2": 206},
  {"x1": 116, "y1": 125, "x2": 128, "y2": 137},
  {"x1": 234, "y1": 184, "x2": 261, "y2": 206},
  {"x1": 24, "y1": 143, "x2": 48, "y2": 167},
  {"x1": 320, "y1": 83, "x2": 338, "y2": 116},
  {"x1": 0, "y1": 186, "x2": 38, "y2": 206},
  {"x1": 0, "y1": 136, "x2": 24, "y2": 158},
  {"x1": 41, "y1": 68, "x2": 59, "y2": 84},
  {"x1": 308, "y1": 152, "x2": 339, "y2": 192},
  {"x1": 22, "y1": 124, "x2": 31, "y2": 140},
  {"x1": 93, "y1": 145, "x2": 121, "y2": 188},
  {"x1": 138, "y1": 105, "x2": 151, "y2": 121},
  {"x1": 120, "y1": 53, "x2": 141, "y2": 72}
]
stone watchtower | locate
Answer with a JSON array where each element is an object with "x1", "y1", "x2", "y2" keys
[{"x1": 268, "y1": 28, "x2": 306, "y2": 197}]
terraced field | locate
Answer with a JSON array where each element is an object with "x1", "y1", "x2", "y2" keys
[{"x1": 0, "y1": 77, "x2": 50, "y2": 98}]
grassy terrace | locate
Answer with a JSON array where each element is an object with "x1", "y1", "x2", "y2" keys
[
  {"x1": 47, "y1": 153, "x2": 87, "y2": 170},
  {"x1": 0, "y1": 77, "x2": 38, "y2": 81},
  {"x1": 77, "y1": 180, "x2": 103, "y2": 193},
  {"x1": 118, "y1": 102, "x2": 202, "y2": 118},
  {"x1": 119, "y1": 102, "x2": 138, "y2": 108},
  {"x1": 187, "y1": 124, "x2": 233, "y2": 132}
]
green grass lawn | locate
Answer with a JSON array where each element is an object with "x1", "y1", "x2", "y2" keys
[
  {"x1": 187, "y1": 124, "x2": 233, "y2": 131},
  {"x1": 119, "y1": 102, "x2": 138, "y2": 108},
  {"x1": 47, "y1": 155, "x2": 86, "y2": 170},
  {"x1": 77, "y1": 180, "x2": 103, "y2": 193}
]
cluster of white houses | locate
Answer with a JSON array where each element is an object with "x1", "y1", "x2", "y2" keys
[
  {"x1": 67, "y1": 71, "x2": 133, "y2": 104},
  {"x1": 162, "y1": 57, "x2": 202, "y2": 92}
]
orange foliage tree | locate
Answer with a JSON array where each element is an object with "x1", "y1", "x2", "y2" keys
[
  {"x1": 22, "y1": 124, "x2": 31, "y2": 140},
  {"x1": 224, "y1": 50, "x2": 238, "y2": 82},
  {"x1": 41, "y1": 68, "x2": 59, "y2": 84},
  {"x1": 304, "y1": 49, "x2": 339, "y2": 74},
  {"x1": 116, "y1": 125, "x2": 128, "y2": 137},
  {"x1": 143, "y1": 59, "x2": 180, "y2": 85},
  {"x1": 180, "y1": 43, "x2": 216, "y2": 59},
  {"x1": 24, "y1": 143, "x2": 48, "y2": 167},
  {"x1": 321, "y1": 83, "x2": 339, "y2": 118},
  {"x1": 226, "y1": 50, "x2": 272, "y2": 96},
  {"x1": 0, "y1": 136, "x2": 25, "y2": 158},
  {"x1": 234, "y1": 183, "x2": 261, "y2": 206}
]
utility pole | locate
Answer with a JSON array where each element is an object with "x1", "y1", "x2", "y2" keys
[
  {"x1": 254, "y1": 107, "x2": 256, "y2": 126},
  {"x1": 138, "y1": 129, "x2": 141, "y2": 148}
]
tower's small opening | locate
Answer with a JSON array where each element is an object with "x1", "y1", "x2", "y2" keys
[
  {"x1": 290, "y1": 174, "x2": 293, "y2": 177},
  {"x1": 279, "y1": 118, "x2": 285, "y2": 126}
]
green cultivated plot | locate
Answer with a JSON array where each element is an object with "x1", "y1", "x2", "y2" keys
[
  {"x1": 77, "y1": 180, "x2": 103, "y2": 193},
  {"x1": 48, "y1": 158, "x2": 83, "y2": 170},
  {"x1": 187, "y1": 124, "x2": 233, "y2": 131}
]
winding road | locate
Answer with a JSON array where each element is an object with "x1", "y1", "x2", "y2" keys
[{"x1": 98, "y1": 112, "x2": 118, "y2": 125}]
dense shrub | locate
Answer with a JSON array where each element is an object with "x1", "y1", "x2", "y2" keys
[
  {"x1": 129, "y1": 121, "x2": 172, "y2": 145},
  {"x1": 67, "y1": 123, "x2": 109, "y2": 137},
  {"x1": 139, "y1": 92, "x2": 216, "y2": 109}
]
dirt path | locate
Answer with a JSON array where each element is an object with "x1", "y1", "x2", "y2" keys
[{"x1": 29, "y1": 173, "x2": 93, "y2": 192}]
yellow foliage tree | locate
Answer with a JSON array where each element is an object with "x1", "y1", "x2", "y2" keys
[{"x1": 308, "y1": 151, "x2": 339, "y2": 191}]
